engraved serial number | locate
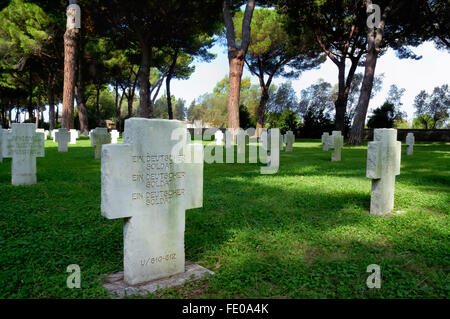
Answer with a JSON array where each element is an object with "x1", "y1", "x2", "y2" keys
[{"x1": 140, "y1": 253, "x2": 176, "y2": 266}]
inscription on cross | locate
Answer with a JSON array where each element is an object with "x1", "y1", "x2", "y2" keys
[
  {"x1": 101, "y1": 118, "x2": 203, "y2": 285},
  {"x1": 2, "y1": 123, "x2": 44, "y2": 185}
]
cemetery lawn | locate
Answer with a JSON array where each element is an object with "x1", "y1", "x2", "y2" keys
[{"x1": 0, "y1": 137, "x2": 449, "y2": 299}]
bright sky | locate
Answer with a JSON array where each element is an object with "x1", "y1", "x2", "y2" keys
[{"x1": 169, "y1": 40, "x2": 450, "y2": 124}]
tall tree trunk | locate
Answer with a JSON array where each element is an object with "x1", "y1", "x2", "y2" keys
[
  {"x1": 62, "y1": 28, "x2": 79, "y2": 129},
  {"x1": 48, "y1": 79, "x2": 55, "y2": 130},
  {"x1": 75, "y1": 26, "x2": 89, "y2": 133},
  {"x1": 256, "y1": 85, "x2": 269, "y2": 133},
  {"x1": 28, "y1": 68, "x2": 33, "y2": 121},
  {"x1": 138, "y1": 43, "x2": 151, "y2": 118},
  {"x1": 223, "y1": 0, "x2": 255, "y2": 134},
  {"x1": 334, "y1": 64, "x2": 346, "y2": 132},
  {"x1": 227, "y1": 54, "x2": 245, "y2": 132},
  {"x1": 55, "y1": 105, "x2": 59, "y2": 125},
  {"x1": 348, "y1": 1, "x2": 392, "y2": 145},
  {"x1": 166, "y1": 49, "x2": 178, "y2": 120},
  {"x1": 95, "y1": 85, "x2": 100, "y2": 125}
]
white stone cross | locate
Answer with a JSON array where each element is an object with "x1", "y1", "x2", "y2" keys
[
  {"x1": 285, "y1": 131, "x2": 295, "y2": 152},
  {"x1": 91, "y1": 127, "x2": 111, "y2": 159},
  {"x1": 101, "y1": 118, "x2": 203, "y2": 285},
  {"x1": 329, "y1": 131, "x2": 343, "y2": 161},
  {"x1": 110, "y1": 129, "x2": 120, "y2": 144},
  {"x1": 405, "y1": 133, "x2": 414, "y2": 155},
  {"x1": 321, "y1": 132, "x2": 330, "y2": 151},
  {"x1": 214, "y1": 130, "x2": 224, "y2": 146},
  {"x1": 69, "y1": 129, "x2": 79, "y2": 145},
  {"x1": 55, "y1": 128, "x2": 71, "y2": 152},
  {"x1": 366, "y1": 128, "x2": 401, "y2": 216},
  {"x1": 2, "y1": 123, "x2": 44, "y2": 185}
]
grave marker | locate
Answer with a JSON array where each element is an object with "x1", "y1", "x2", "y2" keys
[
  {"x1": 366, "y1": 128, "x2": 401, "y2": 216},
  {"x1": 405, "y1": 133, "x2": 414, "y2": 155},
  {"x1": 101, "y1": 118, "x2": 203, "y2": 285},
  {"x1": 329, "y1": 131, "x2": 343, "y2": 161},
  {"x1": 321, "y1": 132, "x2": 330, "y2": 151},
  {"x1": 55, "y1": 128, "x2": 71, "y2": 152},
  {"x1": 285, "y1": 131, "x2": 295, "y2": 152},
  {"x1": 91, "y1": 127, "x2": 111, "y2": 159},
  {"x1": 2, "y1": 123, "x2": 44, "y2": 185}
]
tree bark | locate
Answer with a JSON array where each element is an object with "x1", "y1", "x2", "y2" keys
[
  {"x1": 47, "y1": 76, "x2": 55, "y2": 130},
  {"x1": 223, "y1": 0, "x2": 255, "y2": 134},
  {"x1": 256, "y1": 85, "x2": 269, "y2": 132},
  {"x1": 62, "y1": 28, "x2": 79, "y2": 129},
  {"x1": 138, "y1": 42, "x2": 151, "y2": 118},
  {"x1": 348, "y1": 1, "x2": 392, "y2": 145},
  {"x1": 166, "y1": 50, "x2": 178, "y2": 120}
]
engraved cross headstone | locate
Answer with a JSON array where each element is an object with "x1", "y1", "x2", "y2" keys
[
  {"x1": 321, "y1": 132, "x2": 330, "y2": 151},
  {"x1": 2, "y1": 123, "x2": 44, "y2": 185},
  {"x1": 366, "y1": 128, "x2": 401, "y2": 216},
  {"x1": 329, "y1": 131, "x2": 343, "y2": 161},
  {"x1": 405, "y1": 133, "x2": 414, "y2": 155},
  {"x1": 285, "y1": 131, "x2": 295, "y2": 152},
  {"x1": 55, "y1": 128, "x2": 71, "y2": 152},
  {"x1": 101, "y1": 118, "x2": 203, "y2": 285},
  {"x1": 91, "y1": 127, "x2": 111, "y2": 159}
]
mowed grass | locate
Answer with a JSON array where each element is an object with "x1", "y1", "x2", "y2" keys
[{"x1": 0, "y1": 137, "x2": 449, "y2": 298}]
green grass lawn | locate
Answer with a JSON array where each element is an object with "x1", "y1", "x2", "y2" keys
[{"x1": 0, "y1": 137, "x2": 449, "y2": 298}]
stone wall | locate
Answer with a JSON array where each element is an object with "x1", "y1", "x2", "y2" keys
[{"x1": 363, "y1": 129, "x2": 450, "y2": 142}]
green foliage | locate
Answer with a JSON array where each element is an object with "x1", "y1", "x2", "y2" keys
[
  {"x1": 153, "y1": 94, "x2": 186, "y2": 120},
  {"x1": 1, "y1": 138, "x2": 449, "y2": 298},
  {"x1": 412, "y1": 115, "x2": 435, "y2": 129},
  {"x1": 0, "y1": 0, "x2": 51, "y2": 69},
  {"x1": 393, "y1": 118, "x2": 410, "y2": 129},
  {"x1": 239, "y1": 104, "x2": 254, "y2": 129},
  {"x1": 413, "y1": 85, "x2": 450, "y2": 129},
  {"x1": 367, "y1": 102, "x2": 404, "y2": 129}
]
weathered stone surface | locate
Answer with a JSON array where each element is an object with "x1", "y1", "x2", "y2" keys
[
  {"x1": 101, "y1": 118, "x2": 204, "y2": 285},
  {"x1": 2, "y1": 123, "x2": 44, "y2": 185},
  {"x1": 55, "y1": 128, "x2": 71, "y2": 152},
  {"x1": 69, "y1": 129, "x2": 79, "y2": 145},
  {"x1": 329, "y1": 131, "x2": 343, "y2": 161},
  {"x1": 101, "y1": 261, "x2": 214, "y2": 298},
  {"x1": 237, "y1": 130, "x2": 246, "y2": 155},
  {"x1": 111, "y1": 129, "x2": 120, "y2": 144},
  {"x1": 366, "y1": 128, "x2": 401, "y2": 216},
  {"x1": 321, "y1": 132, "x2": 330, "y2": 151},
  {"x1": 91, "y1": 127, "x2": 111, "y2": 159},
  {"x1": 405, "y1": 133, "x2": 414, "y2": 155},
  {"x1": 285, "y1": 131, "x2": 295, "y2": 152},
  {"x1": 279, "y1": 133, "x2": 284, "y2": 151}
]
